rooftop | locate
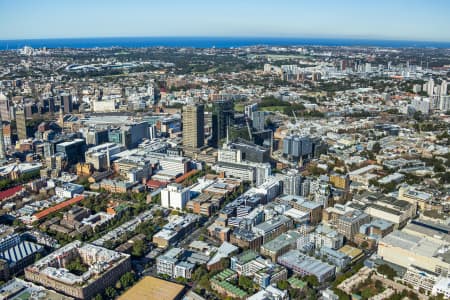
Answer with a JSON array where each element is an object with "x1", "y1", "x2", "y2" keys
[
  {"x1": 380, "y1": 230, "x2": 450, "y2": 262},
  {"x1": 119, "y1": 276, "x2": 185, "y2": 300},
  {"x1": 261, "y1": 230, "x2": 301, "y2": 252},
  {"x1": 278, "y1": 250, "x2": 335, "y2": 278}
]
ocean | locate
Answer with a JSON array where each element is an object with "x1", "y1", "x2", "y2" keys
[{"x1": 0, "y1": 36, "x2": 449, "y2": 50}]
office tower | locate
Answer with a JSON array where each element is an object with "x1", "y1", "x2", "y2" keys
[
  {"x1": 252, "y1": 111, "x2": 265, "y2": 131},
  {"x1": 86, "y1": 128, "x2": 109, "y2": 146},
  {"x1": 282, "y1": 135, "x2": 313, "y2": 160},
  {"x1": 16, "y1": 109, "x2": 27, "y2": 140},
  {"x1": 61, "y1": 93, "x2": 73, "y2": 113},
  {"x1": 0, "y1": 113, "x2": 5, "y2": 161},
  {"x1": 56, "y1": 139, "x2": 86, "y2": 165},
  {"x1": 211, "y1": 99, "x2": 234, "y2": 148},
  {"x1": 0, "y1": 93, "x2": 10, "y2": 121},
  {"x1": 182, "y1": 103, "x2": 204, "y2": 149},
  {"x1": 108, "y1": 122, "x2": 149, "y2": 149}
]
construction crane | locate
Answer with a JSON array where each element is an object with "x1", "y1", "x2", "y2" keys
[
  {"x1": 246, "y1": 118, "x2": 253, "y2": 139},
  {"x1": 292, "y1": 111, "x2": 298, "y2": 123}
]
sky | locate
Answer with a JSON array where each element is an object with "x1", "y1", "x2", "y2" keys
[{"x1": 1, "y1": 0, "x2": 450, "y2": 42}]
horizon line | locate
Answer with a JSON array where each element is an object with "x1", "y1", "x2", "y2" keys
[{"x1": 1, "y1": 35, "x2": 450, "y2": 44}]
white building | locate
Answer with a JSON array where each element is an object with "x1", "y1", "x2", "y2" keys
[
  {"x1": 92, "y1": 100, "x2": 116, "y2": 112},
  {"x1": 432, "y1": 277, "x2": 450, "y2": 298},
  {"x1": 55, "y1": 183, "x2": 84, "y2": 199},
  {"x1": 411, "y1": 97, "x2": 431, "y2": 114},
  {"x1": 161, "y1": 183, "x2": 190, "y2": 210}
]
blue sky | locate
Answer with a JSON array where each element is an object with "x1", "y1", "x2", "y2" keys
[{"x1": 1, "y1": 0, "x2": 449, "y2": 41}]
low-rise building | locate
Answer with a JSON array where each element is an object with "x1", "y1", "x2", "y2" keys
[
  {"x1": 276, "y1": 195, "x2": 323, "y2": 224},
  {"x1": 277, "y1": 250, "x2": 335, "y2": 282},
  {"x1": 55, "y1": 182, "x2": 84, "y2": 199},
  {"x1": 365, "y1": 198, "x2": 414, "y2": 228},
  {"x1": 260, "y1": 230, "x2": 301, "y2": 262},
  {"x1": 153, "y1": 214, "x2": 199, "y2": 248},
  {"x1": 310, "y1": 224, "x2": 344, "y2": 250},
  {"x1": 252, "y1": 215, "x2": 293, "y2": 243},
  {"x1": 230, "y1": 228, "x2": 263, "y2": 251},
  {"x1": 25, "y1": 241, "x2": 131, "y2": 299},
  {"x1": 0, "y1": 233, "x2": 44, "y2": 281},
  {"x1": 378, "y1": 230, "x2": 450, "y2": 276},
  {"x1": 336, "y1": 210, "x2": 370, "y2": 240}
]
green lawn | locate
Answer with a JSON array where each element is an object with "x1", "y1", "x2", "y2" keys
[{"x1": 260, "y1": 106, "x2": 286, "y2": 112}]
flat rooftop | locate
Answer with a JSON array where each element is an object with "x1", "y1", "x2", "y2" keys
[
  {"x1": 380, "y1": 230, "x2": 448, "y2": 260},
  {"x1": 119, "y1": 276, "x2": 184, "y2": 300}
]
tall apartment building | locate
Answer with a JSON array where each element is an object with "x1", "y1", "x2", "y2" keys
[
  {"x1": 182, "y1": 103, "x2": 204, "y2": 149},
  {"x1": 16, "y1": 109, "x2": 27, "y2": 140},
  {"x1": 277, "y1": 169, "x2": 302, "y2": 196},
  {"x1": 0, "y1": 93, "x2": 10, "y2": 121},
  {"x1": 252, "y1": 111, "x2": 265, "y2": 131}
]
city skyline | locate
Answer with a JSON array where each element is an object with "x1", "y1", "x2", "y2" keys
[{"x1": 1, "y1": 0, "x2": 450, "y2": 42}]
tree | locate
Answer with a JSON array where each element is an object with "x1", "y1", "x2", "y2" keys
[
  {"x1": 131, "y1": 239, "x2": 146, "y2": 257},
  {"x1": 93, "y1": 294, "x2": 103, "y2": 300},
  {"x1": 277, "y1": 280, "x2": 289, "y2": 290},
  {"x1": 434, "y1": 164, "x2": 445, "y2": 173},
  {"x1": 119, "y1": 272, "x2": 136, "y2": 289},
  {"x1": 303, "y1": 275, "x2": 319, "y2": 287},
  {"x1": 192, "y1": 265, "x2": 207, "y2": 281},
  {"x1": 198, "y1": 274, "x2": 210, "y2": 290},
  {"x1": 238, "y1": 275, "x2": 254, "y2": 290},
  {"x1": 104, "y1": 287, "x2": 117, "y2": 299},
  {"x1": 377, "y1": 264, "x2": 396, "y2": 279},
  {"x1": 361, "y1": 288, "x2": 374, "y2": 299}
]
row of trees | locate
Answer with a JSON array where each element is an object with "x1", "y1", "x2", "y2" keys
[{"x1": 93, "y1": 271, "x2": 136, "y2": 300}]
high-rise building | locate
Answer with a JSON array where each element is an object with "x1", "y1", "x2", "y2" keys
[
  {"x1": 0, "y1": 93, "x2": 10, "y2": 121},
  {"x1": 440, "y1": 96, "x2": 450, "y2": 112},
  {"x1": 61, "y1": 93, "x2": 73, "y2": 113},
  {"x1": 282, "y1": 135, "x2": 313, "y2": 160},
  {"x1": 108, "y1": 122, "x2": 149, "y2": 149},
  {"x1": 211, "y1": 100, "x2": 233, "y2": 148},
  {"x1": 182, "y1": 103, "x2": 204, "y2": 149},
  {"x1": 252, "y1": 111, "x2": 265, "y2": 131},
  {"x1": 0, "y1": 113, "x2": 5, "y2": 161},
  {"x1": 149, "y1": 124, "x2": 157, "y2": 140},
  {"x1": 423, "y1": 78, "x2": 435, "y2": 97},
  {"x1": 16, "y1": 109, "x2": 27, "y2": 141},
  {"x1": 245, "y1": 103, "x2": 258, "y2": 118},
  {"x1": 440, "y1": 80, "x2": 448, "y2": 96},
  {"x1": 56, "y1": 139, "x2": 86, "y2": 165},
  {"x1": 278, "y1": 170, "x2": 302, "y2": 196},
  {"x1": 411, "y1": 97, "x2": 431, "y2": 115}
]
